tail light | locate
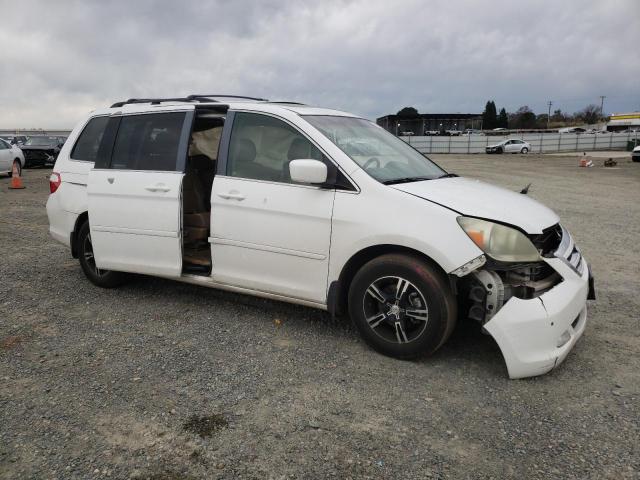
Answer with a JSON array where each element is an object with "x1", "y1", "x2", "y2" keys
[{"x1": 49, "y1": 172, "x2": 61, "y2": 193}]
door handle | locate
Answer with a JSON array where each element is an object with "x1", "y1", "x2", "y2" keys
[
  {"x1": 218, "y1": 192, "x2": 246, "y2": 200},
  {"x1": 145, "y1": 184, "x2": 171, "y2": 193},
  {"x1": 107, "y1": 177, "x2": 114, "y2": 184}
]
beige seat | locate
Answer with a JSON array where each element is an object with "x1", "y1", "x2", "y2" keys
[
  {"x1": 182, "y1": 124, "x2": 222, "y2": 257},
  {"x1": 183, "y1": 155, "x2": 213, "y2": 244}
]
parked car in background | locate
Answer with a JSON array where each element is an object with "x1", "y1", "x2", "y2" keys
[
  {"x1": 20, "y1": 135, "x2": 64, "y2": 168},
  {"x1": 492, "y1": 127, "x2": 507, "y2": 132},
  {"x1": 632, "y1": 145, "x2": 640, "y2": 162},
  {"x1": 0, "y1": 138, "x2": 25, "y2": 176},
  {"x1": 46, "y1": 95, "x2": 593, "y2": 379},
  {"x1": 463, "y1": 129, "x2": 483, "y2": 135},
  {"x1": 0, "y1": 135, "x2": 28, "y2": 146},
  {"x1": 399, "y1": 130, "x2": 415, "y2": 136},
  {"x1": 486, "y1": 139, "x2": 531, "y2": 154},
  {"x1": 559, "y1": 127, "x2": 586, "y2": 134}
]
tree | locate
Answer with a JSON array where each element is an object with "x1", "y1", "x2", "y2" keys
[
  {"x1": 482, "y1": 101, "x2": 498, "y2": 129},
  {"x1": 551, "y1": 109, "x2": 566, "y2": 123},
  {"x1": 510, "y1": 106, "x2": 537, "y2": 129},
  {"x1": 576, "y1": 104, "x2": 601, "y2": 125},
  {"x1": 397, "y1": 107, "x2": 419, "y2": 117},
  {"x1": 536, "y1": 114, "x2": 549, "y2": 129},
  {"x1": 497, "y1": 108, "x2": 509, "y2": 129}
]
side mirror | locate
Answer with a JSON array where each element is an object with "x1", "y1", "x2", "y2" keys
[{"x1": 289, "y1": 159, "x2": 327, "y2": 184}]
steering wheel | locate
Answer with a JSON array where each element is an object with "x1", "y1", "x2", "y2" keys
[{"x1": 362, "y1": 157, "x2": 380, "y2": 171}]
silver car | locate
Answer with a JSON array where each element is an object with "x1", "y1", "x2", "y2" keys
[{"x1": 486, "y1": 139, "x2": 530, "y2": 154}]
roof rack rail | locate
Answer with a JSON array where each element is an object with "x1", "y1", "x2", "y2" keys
[
  {"x1": 110, "y1": 94, "x2": 271, "y2": 108},
  {"x1": 110, "y1": 97, "x2": 204, "y2": 108},
  {"x1": 186, "y1": 94, "x2": 269, "y2": 102},
  {"x1": 269, "y1": 101, "x2": 307, "y2": 105}
]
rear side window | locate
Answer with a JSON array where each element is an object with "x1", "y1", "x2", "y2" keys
[
  {"x1": 70, "y1": 116, "x2": 109, "y2": 162},
  {"x1": 110, "y1": 112, "x2": 185, "y2": 171}
]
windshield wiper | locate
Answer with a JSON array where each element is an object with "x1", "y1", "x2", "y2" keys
[
  {"x1": 436, "y1": 173, "x2": 458, "y2": 179},
  {"x1": 383, "y1": 176, "x2": 433, "y2": 185}
]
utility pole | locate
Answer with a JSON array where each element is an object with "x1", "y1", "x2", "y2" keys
[
  {"x1": 599, "y1": 95, "x2": 606, "y2": 117},
  {"x1": 547, "y1": 101, "x2": 553, "y2": 129}
]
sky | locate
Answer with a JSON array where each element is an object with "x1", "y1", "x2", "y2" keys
[{"x1": 1, "y1": 0, "x2": 639, "y2": 129}]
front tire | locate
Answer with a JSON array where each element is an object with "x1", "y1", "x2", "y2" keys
[
  {"x1": 521, "y1": 147, "x2": 529, "y2": 154},
  {"x1": 496, "y1": 147, "x2": 503, "y2": 154},
  {"x1": 348, "y1": 254, "x2": 457, "y2": 360},
  {"x1": 77, "y1": 221, "x2": 126, "y2": 288}
]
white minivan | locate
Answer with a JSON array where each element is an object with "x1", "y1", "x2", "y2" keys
[{"x1": 46, "y1": 95, "x2": 595, "y2": 379}]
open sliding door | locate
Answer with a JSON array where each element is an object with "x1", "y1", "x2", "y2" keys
[{"x1": 88, "y1": 108, "x2": 194, "y2": 277}]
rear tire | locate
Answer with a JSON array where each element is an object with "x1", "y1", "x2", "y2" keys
[
  {"x1": 77, "y1": 221, "x2": 126, "y2": 288},
  {"x1": 348, "y1": 253, "x2": 457, "y2": 360}
]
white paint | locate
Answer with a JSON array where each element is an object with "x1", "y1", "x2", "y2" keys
[
  {"x1": 210, "y1": 175, "x2": 334, "y2": 303},
  {"x1": 484, "y1": 257, "x2": 589, "y2": 379},
  {"x1": 46, "y1": 99, "x2": 591, "y2": 379},
  {"x1": 87, "y1": 169, "x2": 183, "y2": 276},
  {"x1": 391, "y1": 176, "x2": 559, "y2": 234}
]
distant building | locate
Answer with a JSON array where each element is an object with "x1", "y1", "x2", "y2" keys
[
  {"x1": 606, "y1": 112, "x2": 640, "y2": 132},
  {"x1": 377, "y1": 113, "x2": 482, "y2": 135}
]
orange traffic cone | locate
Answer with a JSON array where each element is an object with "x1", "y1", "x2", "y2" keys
[{"x1": 9, "y1": 162, "x2": 25, "y2": 189}]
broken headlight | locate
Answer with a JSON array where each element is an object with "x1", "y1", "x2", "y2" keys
[{"x1": 457, "y1": 216, "x2": 540, "y2": 262}]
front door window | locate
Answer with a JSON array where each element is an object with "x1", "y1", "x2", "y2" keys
[{"x1": 227, "y1": 112, "x2": 323, "y2": 184}]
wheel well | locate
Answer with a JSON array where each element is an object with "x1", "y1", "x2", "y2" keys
[
  {"x1": 333, "y1": 245, "x2": 448, "y2": 317},
  {"x1": 71, "y1": 212, "x2": 89, "y2": 258}
]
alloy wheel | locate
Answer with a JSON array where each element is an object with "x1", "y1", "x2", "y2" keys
[
  {"x1": 83, "y1": 233, "x2": 106, "y2": 277},
  {"x1": 362, "y1": 276, "x2": 429, "y2": 344}
]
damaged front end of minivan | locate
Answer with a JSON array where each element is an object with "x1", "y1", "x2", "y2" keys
[{"x1": 452, "y1": 220, "x2": 595, "y2": 379}]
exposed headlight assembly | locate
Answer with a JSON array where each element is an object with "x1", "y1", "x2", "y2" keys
[{"x1": 457, "y1": 216, "x2": 540, "y2": 262}]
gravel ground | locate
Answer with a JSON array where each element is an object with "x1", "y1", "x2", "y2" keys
[{"x1": 1, "y1": 154, "x2": 639, "y2": 479}]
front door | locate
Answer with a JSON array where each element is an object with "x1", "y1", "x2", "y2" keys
[
  {"x1": 504, "y1": 140, "x2": 518, "y2": 153},
  {"x1": 88, "y1": 110, "x2": 192, "y2": 277},
  {"x1": 210, "y1": 112, "x2": 335, "y2": 303}
]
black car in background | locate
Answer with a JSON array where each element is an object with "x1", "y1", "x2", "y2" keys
[{"x1": 20, "y1": 136, "x2": 64, "y2": 167}]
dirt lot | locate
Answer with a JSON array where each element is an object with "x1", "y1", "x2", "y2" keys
[{"x1": 1, "y1": 154, "x2": 639, "y2": 479}]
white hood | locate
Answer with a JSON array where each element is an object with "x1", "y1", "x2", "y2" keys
[{"x1": 392, "y1": 177, "x2": 559, "y2": 234}]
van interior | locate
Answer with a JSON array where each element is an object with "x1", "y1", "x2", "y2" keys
[{"x1": 182, "y1": 111, "x2": 224, "y2": 275}]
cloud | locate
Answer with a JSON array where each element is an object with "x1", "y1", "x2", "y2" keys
[{"x1": 1, "y1": 0, "x2": 639, "y2": 128}]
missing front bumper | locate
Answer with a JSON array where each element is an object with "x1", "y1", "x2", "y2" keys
[{"x1": 483, "y1": 257, "x2": 590, "y2": 379}]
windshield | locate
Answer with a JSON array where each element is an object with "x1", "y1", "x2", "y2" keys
[
  {"x1": 304, "y1": 116, "x2": 446, "y2": 184},
  {"x1": 24, "y1": 136, "x2": 59, "y2": 146}
]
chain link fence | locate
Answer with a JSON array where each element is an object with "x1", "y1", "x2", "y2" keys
[{"x1": 402, "y1": 131, "x2": 639, "y2": 154}]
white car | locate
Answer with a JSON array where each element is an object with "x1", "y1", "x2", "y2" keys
[
  {"x1": 0, "y1": 138, "x2": 25, "y2": 176},
  {"x1": 486, "y1": 139, "x2": 531, "y2": 154},
  {"x1": 632, "y1": 145, "x2": 640, "y2": 162},
  {"x1": 46, "y1": 95, "x2": 594, "y2": 379}
]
